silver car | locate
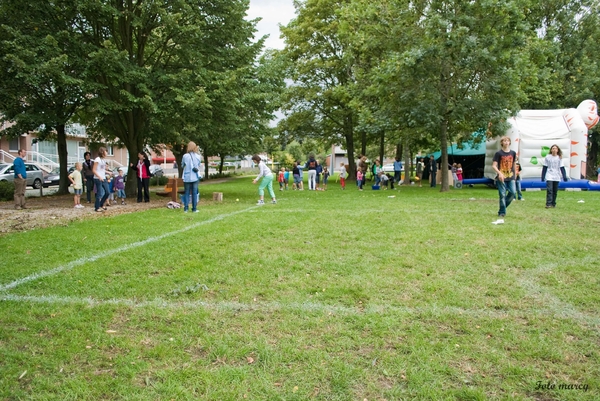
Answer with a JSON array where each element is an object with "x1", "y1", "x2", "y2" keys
[{"x1": 0, "y1": 162, "x2": 45, "y2": 189}]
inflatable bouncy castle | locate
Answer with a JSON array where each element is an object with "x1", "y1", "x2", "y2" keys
[{"x1": 484, "y1": 100, "x2": 599, "y2": 181}]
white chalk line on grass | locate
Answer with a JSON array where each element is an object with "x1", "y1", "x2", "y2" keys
[
  {"x1": 2, "y1": 293, "x2": 600, "y2": 325},
  {"x1": 516, "y1": 257, "x2": 600, "y2": 326},
  {"x1": 0, "y1": 207, "x2": 258, "y2": 293}
]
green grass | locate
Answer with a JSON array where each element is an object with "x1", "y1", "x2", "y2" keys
[{"x1": 1, "y1": 177, "x2": 599, "y2": 400}]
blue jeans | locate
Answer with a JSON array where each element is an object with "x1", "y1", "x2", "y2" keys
[
  {"x1": 94, "y1": 179, "x2": 110, "y2": 210},
  {"x1": 394, "y1": 171, "x2": 401, "y2": 184},
  {"x1": 183, "y1": 180, "x2": 199, "y2": 211},
  {"x1": 496, "y1": 179, "x2": 516, "y2": 216},
  {"x1": 516, "y1": 179, "x2": 523, "y2": 200},
  {"x1": 430, "y1": 171, "x2": 436, "y2": 187}
]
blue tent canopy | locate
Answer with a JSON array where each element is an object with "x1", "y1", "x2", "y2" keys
[{"x1": 431, "y1": 141, "x2": 486, "y2": 160}]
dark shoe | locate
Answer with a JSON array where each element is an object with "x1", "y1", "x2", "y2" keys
[{"x1": 21, "y1": 205, "x2": 27, "y2": 209}]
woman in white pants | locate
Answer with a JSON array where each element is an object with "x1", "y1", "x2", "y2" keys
[{"x1": 305, "y1": 155, "x2": 318, "y2": 190}]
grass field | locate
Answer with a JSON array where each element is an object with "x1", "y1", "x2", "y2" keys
[{"x1": 1, "y1": 177, "x2": 599, "y2": 400}]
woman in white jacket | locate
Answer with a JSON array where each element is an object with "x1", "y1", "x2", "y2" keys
[{"x1": 252, "y1": 155, "x2": 277, "y2": 205}]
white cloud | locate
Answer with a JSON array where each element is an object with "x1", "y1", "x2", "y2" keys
[{"x1": 247, "y1": 0, "x2": 296, "y2": 50}]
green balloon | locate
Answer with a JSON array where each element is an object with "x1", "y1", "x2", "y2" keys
[
  {"x1": 531, "y1": 156, "x2": 538, "y2": 165},
  {"x1": 541, "y1": 146, "x2": 550, "y2": 157}
]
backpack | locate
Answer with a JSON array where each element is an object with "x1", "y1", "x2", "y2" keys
[{"x1": 309, "y1": 160, "x2": 316, "y2": 168}]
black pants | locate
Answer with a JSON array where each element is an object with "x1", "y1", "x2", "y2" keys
[
  {"x1": 84, "y1": 176, "x2": 95, "y2": 202},
  {"x1": 546, "y1": 180, "x2": 559, "y2": 207},
  {"x1": 137, "y1": 177, "x2": 150, "y2": 202}
]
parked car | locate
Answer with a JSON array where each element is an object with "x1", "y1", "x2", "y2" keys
[
  {"x1": 0, "y1": 162, "x2": 45, "y2": 189},
  {"x1": 150, "y1": 164, "x2": 163, "y2": 177},
  {"x1": 43, "y1": 166, "x2": 75, "y2": 187}
]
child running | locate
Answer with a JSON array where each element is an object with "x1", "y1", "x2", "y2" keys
[
  {"x1": 252, "y1": 154, "x2": 277, "y2": 205},
  {"x1": 68, "y1": 162, "x2": 84, "y2": 209}
]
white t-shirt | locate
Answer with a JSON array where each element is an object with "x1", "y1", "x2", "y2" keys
[
  {"x1": 94, "y1": 157, "x2": 106, "y2": 180},
  {"x1": 256, "y1": 161, "x2": 273, "y2": 180},
  {"x1": 543, "y1": 154, "x2": 564, "y2": 182}
]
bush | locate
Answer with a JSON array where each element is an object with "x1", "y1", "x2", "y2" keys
[
  {"x1": 206, "y1": 172, "x2": 232, "y2": 180},
  {"x1": 150, "y1": 176, "x2": 169, "y2": 186},
  {"x1": 0, "y1": 181, "x2": 15, "y2": 201}
]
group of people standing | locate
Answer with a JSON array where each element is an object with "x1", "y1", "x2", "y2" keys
[
  {"x1": 491, "y1": 136, "x2": 568, "y2": 225},
  {"x1": 12, "y1": 147, "x2": 153, "y2": 212}
]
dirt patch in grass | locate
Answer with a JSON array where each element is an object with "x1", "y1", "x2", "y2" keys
[
  {"x1": 0, "y1": 194, "x2": 164, "y2": 235},
  {"x1": 0, "y1": 178, "x2": 234, "y2": 236}
]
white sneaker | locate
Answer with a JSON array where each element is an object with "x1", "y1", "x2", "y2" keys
[
  {"x1": 271, "y1": 200, "x2": 277, "y2": 204},
  {"x1": 257, "y1": 200, "x2": 265, "y2": 205},
  {"x1": 78, "y1": 204, "x2": 85, "y2": 208},
  {"x1": 492, "y1": 219, "x2": 504, "y2": 225}
]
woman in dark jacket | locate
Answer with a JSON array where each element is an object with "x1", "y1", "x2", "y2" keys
[{"x1": 130, "y1": 151, "x2": 151, "y2": 202}]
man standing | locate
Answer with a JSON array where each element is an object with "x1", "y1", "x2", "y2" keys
[
  {"x1": 491, "y1": 136, "x2": 517, "y2": 225},
  {"x1": 13, "y1": 149, "x2": 27, "y2": 210},
  {"x1": 429, "y1": 155, "x2": 437, "y2": 188},
  {"x1": 393, "y1": 157, "x2": 402, "y2": 185}
]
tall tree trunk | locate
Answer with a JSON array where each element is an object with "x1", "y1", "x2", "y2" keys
[
  {"x1": 439, "y1": 65, "x2": 450, "y2": 192},
  {"x1": 125, "y1": 147, "x2": 141, "y2": 198},
  {"x1": 56, "y1": 124, "x2": 70, "y2": 195},
  {"x1": 403, "y1": 138, "x2": 411, "y2": 185},
  {"x1": 172, "y1": 143, "x2": 185, "y2": 179},
  {"x1": 395, "y1": 142, "x2": 402, "y2": 160},
  {"x1": 361, "y1": 131, "x2": 366, "y2": 158},
  {"x1": 378, "y1": 131, "x2": 385, "y2": 163},
  {"x1": 344, "y1": 111, "x2": 356, "y2": 181},
  {"x1": 440, "y1": 119, "x2": 450, "y2": 192}
]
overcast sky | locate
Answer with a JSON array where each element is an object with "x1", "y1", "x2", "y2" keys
[{"x1": 247, "y1": 0, "x2": 296, "y2": 50}]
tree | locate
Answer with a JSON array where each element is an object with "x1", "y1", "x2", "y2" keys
[
  {"x1": 0, "y1": 0, "x2": 92, "y2": 194},
  {"x1": 344, "y1": 0, "x2": 531, "y2": 191},
  {"x1": 280, "y1": 0, "x2": 360, "y2": 180},
  {"x1": 75, "y1": 0, "x2": 261, "y2": 195}
]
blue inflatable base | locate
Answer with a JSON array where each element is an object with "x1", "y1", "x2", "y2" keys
[{"x1": 462, "y1": 178, "x2": 600, "y2": 191}]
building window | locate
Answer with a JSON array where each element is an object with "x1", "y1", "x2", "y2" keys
[
  {"x1": 106, "y1": 145, "x2": 114, "y2": 156},
  {"x1": 9, "y1": 137, "x2": 19, "y2": 152}
]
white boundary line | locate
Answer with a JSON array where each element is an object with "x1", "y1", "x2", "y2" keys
[
  {"x1": 1, "y1": 206, "x2": 599, "y2": 327},
  {"x1": 1, "y1": 293, "x2": 599, "y2": 324},
  {"x1": 0, "y1": 207, "x2": 257, "y2": 292}
]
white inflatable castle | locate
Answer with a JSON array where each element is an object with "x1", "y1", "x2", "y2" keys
[{"x1": 484, "y1": 100, "x2": 599, "y2": 180}]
